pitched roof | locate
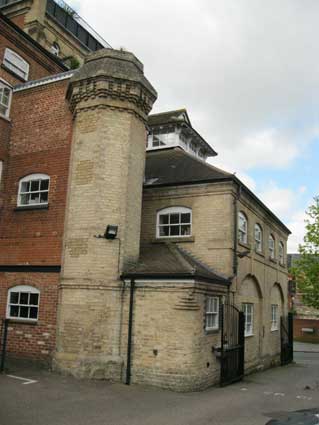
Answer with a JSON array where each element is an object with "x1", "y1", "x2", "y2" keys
[
  {"x1": 122, "y1": 242, "x2": 231, "y2": 285},
  {"x1": 144, "y1": 147, "x2": 291, "y2": 235},
  {"x1": 144, "y1": 146, "x2": 231, "y2": 187},
  {"x1": 148, "y1": 109, "x2": 191, "y2": 126}
]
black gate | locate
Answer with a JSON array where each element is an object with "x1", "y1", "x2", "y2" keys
[
  {"x1": 281, "y1": 312, "x2": 293, "y2": 366},
  {"x1": 0, "y1": 319, "x2": 9, "y2": 373},
  {"x1": 220, "y1": 303, "x2": 245, "y2": 386}
]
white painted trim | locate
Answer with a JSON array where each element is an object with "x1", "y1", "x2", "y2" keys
[
  {"x1": 156, "y1": 206, "x2": 192, "y2": 239},
  {"x1": 18, "y1": 174, "x2": 50, "y2": 207},
  {"x1": 3, "y1": 48, "x2": 30, "y2": 81},
  {"x1": 13, "y1": 71, "x2": 74, "y2": 93}
]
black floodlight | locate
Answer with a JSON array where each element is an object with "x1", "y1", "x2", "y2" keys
[{"x1": 104, "y1": 225, "x2": 118, "y2": 240}]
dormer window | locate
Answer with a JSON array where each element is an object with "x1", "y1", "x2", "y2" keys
[{"x1": 3, "y1": 48, "x2": 29, "y2": 81}]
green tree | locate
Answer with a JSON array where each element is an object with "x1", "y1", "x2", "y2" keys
[{"x1": 293, "y1": 196, "x2": 319, "y2": 308}]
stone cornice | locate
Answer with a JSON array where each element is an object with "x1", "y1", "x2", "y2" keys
[{"x1": 67, "y1": 75, "x2": 156, "y2": 120}]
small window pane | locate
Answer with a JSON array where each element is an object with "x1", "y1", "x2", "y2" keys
[
  {"x1": 20, "y1": 292, "x2": 29, "y2": 305},
  {"x1": 29, "y1": 307, "x2": 38, "y2": 319},
  {"x1": 21, "y1": 181, "x2": 30, "y2": 192},
  {"x1": 40, "y1": 192, "x2": 48, "y2": 203},
  {"x1": 159, "y1": 215, "x2": 169, "y2": 225},
  {"x1": 30, "y1": 180, "x2": 40, "y2": 192},
  {"x1": 170, "y1": 225, "x2": 180, "y2": 236},
  {"x1": 40, "y1": 179, "x2": 49, "y2": 191},
  {"x1": 170, "y1": 214, "x2": 179, "y2": 224},
  {"x1": 159, "y1": 226, "x2": 169, "y2": 236},
  {"x1": 20, "y1": 306, "x2": 29, "y2": 318},
  {"x1": 181, "y1": 225, "x2": 191, "y2": 236},
  {"x1": 181, "y1": 213, "x2": 191, "y2": 223},
  {"x1": 20, "y1": 194, "x2": 29, "y2": 205},
  {"x1": 29, "y1": 293, "x2": 39, "y2": 305},
  {"x1": 10, "y1": 292, "x2": 19, "y2": 304},
  {"x1": 10, "y1": 306, "x2": 19, "y2": 317}
]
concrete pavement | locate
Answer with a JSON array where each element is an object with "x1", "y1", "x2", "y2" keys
[{"x1": 0, "y1": 350, "x2": 319, "y2": 425}]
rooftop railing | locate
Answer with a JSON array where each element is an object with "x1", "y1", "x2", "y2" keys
[
  {"x1": 46, "y1": 0, "x2": 111, "y2": 51},
  {"x1": 0, "y1": 0, "x2": 112, "y2": 52}
]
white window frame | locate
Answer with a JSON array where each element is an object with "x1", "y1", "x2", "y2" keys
[
  {"x1": 254, "y1": 224, "x2": 262, "y2": 252},
  {"x1": 269, "y1": 234, "x2": 275, "y2": 259},
  {"x1": 238, "y1": 212, "x2": 248, "y2": 244},
  {"x1": 18, "y1": 173, "x2": 50, "y2": 207},
  {"x1": 0, "y1": 79, "x2": 12, "y2": 118},
  {"x1": 156, "y1": 206, "x2": 192, "y2": 238},
  {"x1": 6, "y1": 285, "x2": 40, "y2": 321},
  {"x1": 205, "y1": 296, "x2": 219, "y2": 331},
  {"x1": 271, "y1": 304, "x2": 279, "y2": 331},
  {"x1": 3, "y1": 48, "x2": 29, "y2": 81},
  {"x1": 279, "y1": 241, "x2": 284, "y2": 265},
  {"x1": 243, "y1": 303, "x2": 254, "y2": 337}
]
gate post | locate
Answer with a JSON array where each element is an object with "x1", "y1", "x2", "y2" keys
[
  {"x1": 288, "y1": 312, "x2": 293, "y2": 363},
  {"x1": 0, "y1": 319, "x2": 9, "y2": 373}
]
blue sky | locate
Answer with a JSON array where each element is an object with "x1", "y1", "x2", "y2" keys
[{"x1": 68, "y1": 0, "x2": 319, "y2": 252}]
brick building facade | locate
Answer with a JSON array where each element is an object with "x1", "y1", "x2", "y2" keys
[{"x1": 0, "y1": 3, "x2": 291, "y2": 391}]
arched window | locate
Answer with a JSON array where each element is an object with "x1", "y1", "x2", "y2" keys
[
  {"x1": 18, "y1": 173, "x2": 50, "y2": 206},
  {"x1": 157, "y1": 206, "x2": 192, "y2": 238},
  {"x1": 3, "y1": 48, "x2": 29, "y2": 80},
  {"x1": 269, "y1": 234, "x2": 275, "y2": 259},
  {"x1": 7, "y1": 285, "x2": 40, "y2": 321},
  {"x1": 254, "y1": 224, "x2": 263, "y2": 252},
  {"x1": 279, "y1": 241, "x2": 284, "y2": 265},
  {"x1": 238, "y1": 212, "x2": 248, "y2": 244}
]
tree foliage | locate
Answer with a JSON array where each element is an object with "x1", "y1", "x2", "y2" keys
[{"x1": 292, "y1": 196, "x2": 319, "y2": 309}]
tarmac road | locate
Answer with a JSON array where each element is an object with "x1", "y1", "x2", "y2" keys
[{"x1": 0, "y1": 343, "x2": 318, "y2": 425}]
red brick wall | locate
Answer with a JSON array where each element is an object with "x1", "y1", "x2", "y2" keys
[
  {"x1": 0, "y1": 77, "x2": 72, "y2": 363},
  {"x1": 0, "y1": 79, "x2": 72, "y2": 266},
  {"x1": 0, "y1": 272, "x2": 59, "y2": 362},
  {"x1": 0, "y1": 15, "x2": 65, "y2": 86},
  {"x1": 294, "y1": 317, "x2": 319, "y2": 343}
]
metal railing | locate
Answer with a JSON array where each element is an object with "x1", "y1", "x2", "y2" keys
[{"x1": 46, "y1": 0, "x2": 111, "y2": 51}]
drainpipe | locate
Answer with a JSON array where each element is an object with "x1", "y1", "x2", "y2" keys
[{"x1": 125, "y1": 279, "x2": 135, "y2": 385}]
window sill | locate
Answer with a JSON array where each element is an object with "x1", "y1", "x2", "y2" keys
[
  {"x1": 271, "y1": 329, "x2": 279, "y2": 333},
  {"x1": 238, "y1": 241, "x2": 251, "y2": 250},
  {"x1": 255, "y1": 250, "x2": 264, "y2": 257},
  {"x1": 14, "y1": 204, "x2": 49, "y2": 212},
  {"x1": 153, "y1": 236, "x2": 195, "y2": 243},
  {"x1": 205, "y1": 328, "x2": 219, "y2": 335},
  {"x1": 7, "y1": 318, "x2": 38, "y2": 325},
  {"x1": 0, "y1": 113, "x2": 11, "y2": 123},
  {"x1": 279, "y1": 262, "x2": 286, "y2": 268},
  {"x1": 245, "y1": 333, "x2": 254, "y2": 338},
  {"x1": 269, "y1": 257, "x2": 277, "y2": 264},
  {"x1": 1, "y1": 64, "x2": 27, "y2": 83}
]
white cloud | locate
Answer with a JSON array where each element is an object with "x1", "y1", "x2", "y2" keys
[
  {"x1": 287, "y1": 210, "x2": 307, "y2": 253},
  {"x1": 258, "y1": 181, "x2": 296, "y2": 218}
]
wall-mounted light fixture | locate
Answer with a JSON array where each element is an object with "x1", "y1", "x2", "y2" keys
[{"x1": 104, "y1": 225, "x2": 118, "y2": 240}]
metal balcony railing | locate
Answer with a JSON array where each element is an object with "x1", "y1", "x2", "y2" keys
[{"x1": 46, "y1": 0, "x2": 111, "y2": 51}]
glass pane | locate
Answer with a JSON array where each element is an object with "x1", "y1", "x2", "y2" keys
[
  {"x1": 20, "y1": 292, "x2": 29, "y2": 305},
  {"x1": 181, "y1": 213, "x2": 191, "y2": 223},
  {"x1": 30, "y1": 293, "x2": 39, "y2": 306},
  {"x1": 30, "y1": 180, "x2": 40, "y2": 192},
  {"x1": 40, "y1": 192, "x2": 48, "y2": 203},
  {"x1": 10, "y1": 292, "x2": 19, "y2": 304},
  {"x1": 170, "y1": 225, "x2": 180, "y2": 236},
  {"x1": 10, "y1": 305, "x2": 19, "y2": 317},
  {"x1": 20, "y1": 194, "x2": 29, "y2": 205},
  {"x1": 21, "y1": 181, "x2": 30, "y2": 193},
  {"x1": 29, "y1": 307, "x2": 38, "y2": 319},
  {"x1": 40, "y1": 179, "x2": 49, "y2": 191},
  {"x1": 170, "y1": 214, "x2": 180, "y2": 224},
  {"x1": 30, "y1": 193, "x2": 40, "y2": 203},
  {"x1": 181, "y1": 225, "x2": 190, "y2": 236},
  {"x1": 20, "y1": 306, "x2": 29, "y2": 318},
  {"x1": 159, "y1": 214, "x2": 169, "y2": 225},
  {"x1": 159, "y1": 226, "x2": 169, "y2": 236}
]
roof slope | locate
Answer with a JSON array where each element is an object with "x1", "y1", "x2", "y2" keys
[
  {"x1": 122, "y1": 242, "x2": 230, "y2": 285},
  {"x1": 148, "y1": 109, "x2": 191, "y2": 126},
  {"x1": 145, "y1": 147, "x2": 231, "y2": 186}
]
